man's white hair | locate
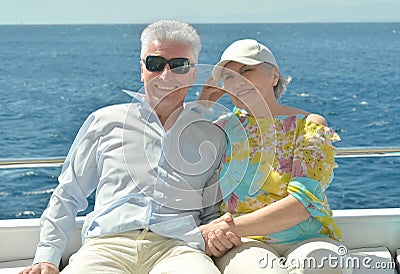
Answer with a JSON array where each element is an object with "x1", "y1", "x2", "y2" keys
[{"x1": 140, "y1": 20, "x2": 201, "y2": 63}]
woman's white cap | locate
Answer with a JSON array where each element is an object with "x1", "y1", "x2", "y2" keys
[{"x1": 212, "y1": 39, "x2": 278, "y2": 80}]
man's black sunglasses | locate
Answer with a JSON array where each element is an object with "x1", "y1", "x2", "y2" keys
[{"x1": 144, "y1": 56, "x2": 193, "y2": 74}]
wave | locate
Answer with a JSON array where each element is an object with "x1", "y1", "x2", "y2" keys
[{"x1": 22, "y1": 188, "x2": 55, "y2": 195}]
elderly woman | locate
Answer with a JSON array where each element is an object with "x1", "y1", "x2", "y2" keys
[{"x1": 199, "y1": 39, "x2": 352, "y2": 274}]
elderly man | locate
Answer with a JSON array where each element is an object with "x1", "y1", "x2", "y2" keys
[{"x1": 20, "y1": 20, "x2": 238, "y2": 274}]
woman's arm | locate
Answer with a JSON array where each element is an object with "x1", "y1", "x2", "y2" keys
[
  {"x1": 230, "y1": 195, "x2": 309, "y2": 236},
  {"x1": 197, "y1": 76, "x2": 226, "y2": 107},
  {"x1": 205, "y1": 194, "x2": 310, "y2": 238}
]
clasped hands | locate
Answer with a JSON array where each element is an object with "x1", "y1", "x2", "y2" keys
[{"x1": 199, "y1": 212, "x2": 242, "y2": 257}]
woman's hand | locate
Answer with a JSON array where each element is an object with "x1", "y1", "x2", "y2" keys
[{"x1": 197, "y1": 76, "x2": 226, "y2": 108}]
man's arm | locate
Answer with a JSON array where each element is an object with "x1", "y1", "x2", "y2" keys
[
  {"x1": 23, "y1": 113, "x2": 101, "y2": 272},
  {"x1": 198, "y1": 131, "x2": 241, "y2": 257},
  {"x1": 198, "y1": 168, "x2": 222, "y2": 225}
]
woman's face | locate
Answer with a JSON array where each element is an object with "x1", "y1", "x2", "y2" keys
[{"x1": 222, "y1": 61, "x2": 278, "y2": 112}]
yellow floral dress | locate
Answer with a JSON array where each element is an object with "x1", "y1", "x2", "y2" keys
[{"x1": 215, "y1": 109, "x2": 342, "y2": 244}]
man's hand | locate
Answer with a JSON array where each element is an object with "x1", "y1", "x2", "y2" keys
[
  {"x1": 200, "y1": 213, "x2": 241, "y2": 257},
  {"x1": 19, "y1": 262, "x2": 59, "y2": 274}
]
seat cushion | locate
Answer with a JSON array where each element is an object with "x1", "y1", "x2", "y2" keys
[
  {"x1": 350, "y1": 247, "x2": 396, "y2": 273},
  {"x1": 0, "y1": 248, "x2": 397, "y2": 273},
  {"x1": 0, "y1": 259, "x2": 32, "y2": 273}
]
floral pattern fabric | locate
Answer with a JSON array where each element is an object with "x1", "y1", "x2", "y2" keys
[{"x1": 215, "y1": 109, "x2": 342, "y2": 244}]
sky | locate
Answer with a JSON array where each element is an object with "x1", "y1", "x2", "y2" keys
[{"x1": 1, "y1": 0, "x2": 400, "y2": 25}]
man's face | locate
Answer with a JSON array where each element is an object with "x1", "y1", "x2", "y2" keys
[{"x1": 140, "y1": 40, "x2": 196, "y2": 116}]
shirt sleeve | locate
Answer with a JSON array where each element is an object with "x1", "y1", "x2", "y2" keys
[
  {"x1": 33, "y1": 112, "x2": 102, "y2": 266},
  {"x1": 199, "y1": 168, "x2": 223, "y2": 225},
  {"x1": 287, "y1": 118, "x2": 340, "y2": 220},
  {"x1": 198, "y1": 124, "x2": 227, "y2": 225}
]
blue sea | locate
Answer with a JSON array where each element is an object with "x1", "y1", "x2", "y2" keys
[{"x1": 0, "y1": 23, "x2": 399, "y2": 219}]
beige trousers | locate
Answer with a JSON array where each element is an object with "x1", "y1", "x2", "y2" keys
[
  {"x1": 214, "y1": 238, "x2": 354, "y2": 274},
  {"x1": 61, "y1": 229, "x2": 219, "y2": 274}
]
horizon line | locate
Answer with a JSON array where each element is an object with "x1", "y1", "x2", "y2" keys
[{"x1": 1, "y1": 20, "x2": 400, "y2": 26}]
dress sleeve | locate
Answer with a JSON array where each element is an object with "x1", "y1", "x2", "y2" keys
[
  {"x1": 287, "y1": 118, "x2": 340, "y2": 219},
  {"x1": 33, "y1": 112, "x2": 102, "y2": 267}
]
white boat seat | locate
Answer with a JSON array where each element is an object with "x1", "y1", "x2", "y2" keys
[
  {"x1": 350, "y1": 247, "x2": 397, "y2": 274},
  {"x1": 0, "y1": 259, "x2": 32, "y2": 274},
  {"x1": 0, "y1": 247, "x2": 398, "y2": 273}
]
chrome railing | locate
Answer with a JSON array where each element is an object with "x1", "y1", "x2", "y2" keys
[
  {"x1": 335, "y1": 146, "x2": 400, "y2": 158},
  {"x1": 0, "y1": 157, "x2": 64, "y2": 169},
  {"x1": 0, "y1": 147, "x2": 399, "y2": 169}
]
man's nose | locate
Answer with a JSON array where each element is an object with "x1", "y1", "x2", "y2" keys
[{"x1": 159, "y1": 64, "x2": 174, "y2": 80}]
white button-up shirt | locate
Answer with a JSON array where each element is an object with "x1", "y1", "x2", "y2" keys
[{"x1": 33, "y1": 93, "x2": 227, "y2": 266}]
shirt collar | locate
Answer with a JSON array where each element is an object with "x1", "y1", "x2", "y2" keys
[
  {"x1": 122, "y1": 89, "x2": 157, "y2": 122},
  {"x1": 122, "y1": 89, "x2": 214, "y2": 123}
]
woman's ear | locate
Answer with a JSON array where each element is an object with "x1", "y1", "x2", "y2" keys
[{"x1": 273, "y1": 67, "x2": 279, "y2": 86}]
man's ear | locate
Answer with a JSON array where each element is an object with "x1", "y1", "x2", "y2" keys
[
  {"x1": 140, "y1": 61, "x2": 144, "y2": 83},
  {"x1": 188, "y1": 66, "x2": 197, "y2": 84},
  {"x1": 191, "y1": 65, "x2": 197, "y2": 77}
]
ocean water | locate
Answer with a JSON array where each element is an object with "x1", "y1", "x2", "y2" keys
[{"x1": 0, "y1": 23, "x2": 399, "y2": 219}]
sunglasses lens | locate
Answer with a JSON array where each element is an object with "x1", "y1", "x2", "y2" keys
[
  {"x1": 145, "y1": 56, "x2": 167, "y2": 72},
  {"x1": 145, "y1": 56, "x2": 191, "y2": 74},
  {"x1": 169, "y1": 58, "x2": 191, "y2": 74}
]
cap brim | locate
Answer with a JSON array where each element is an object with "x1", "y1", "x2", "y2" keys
[{"x1": 212, "y1": 57, "x2": 263, "y2": 80}]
